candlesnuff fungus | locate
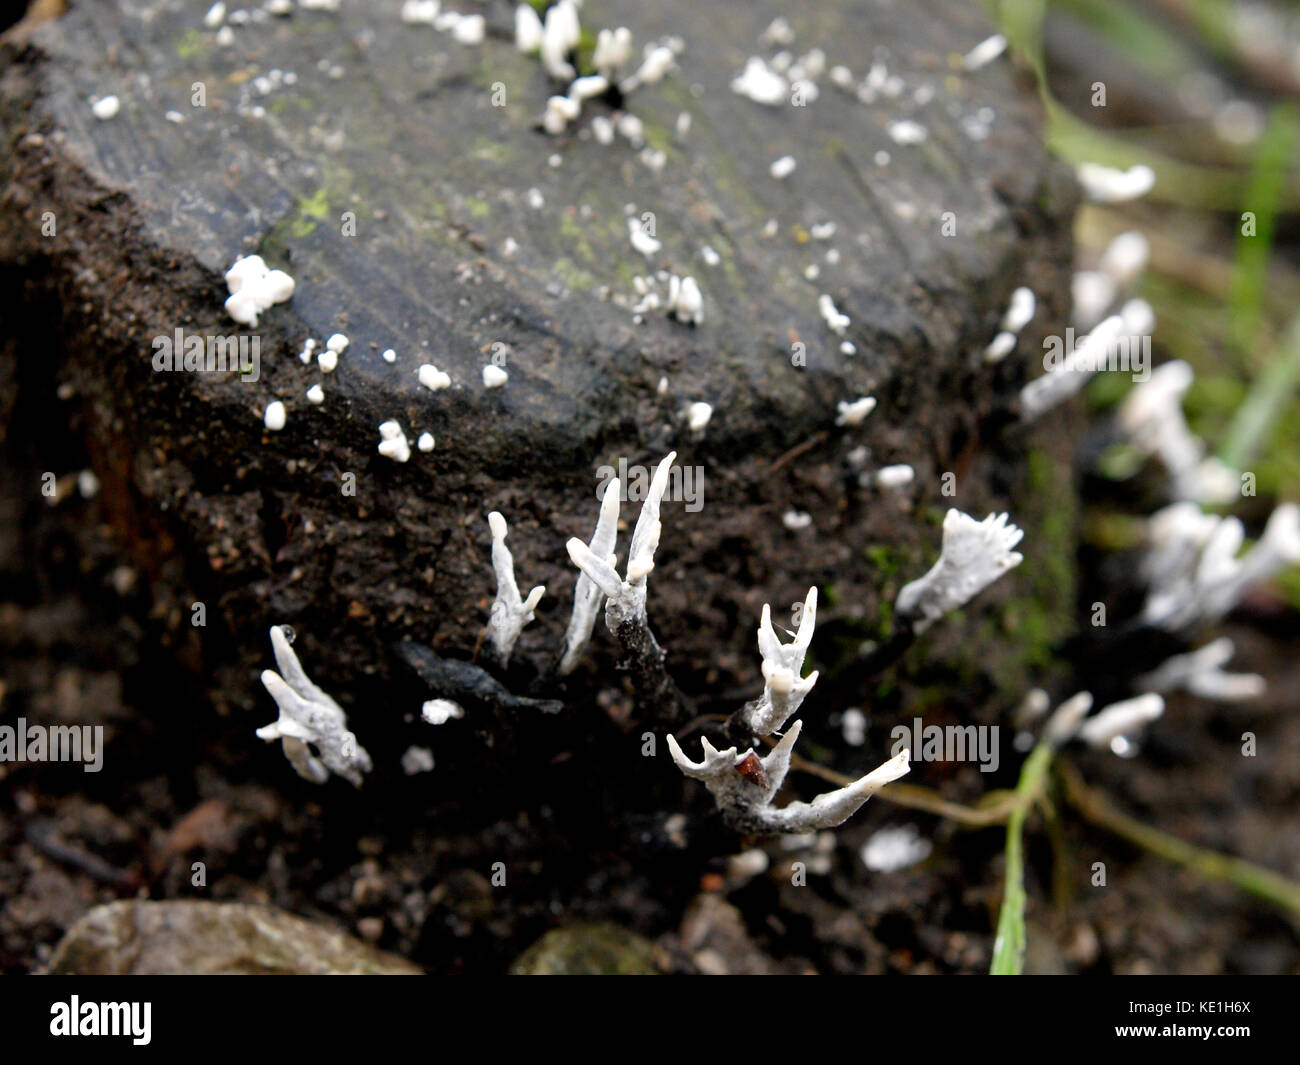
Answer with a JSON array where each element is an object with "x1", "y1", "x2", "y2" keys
[
  {"x1": 895, "y1": 510, "x2": 1025, "y2": 630},
  {"x1": 559, "y1": 477, "x2": 621, "y2": 675},
  {"x1": 1141, "y1": 501, "x2": 1300, "y2": 630},
  {"x1": 670, "y1": 586, "x2": 908, "y2": 834},
  {"x1": 742, "y1": 587, "x2": 819, "y2": 736},
  {"x1": 257, "y1": 626, "x2": 371, "y2": 786},
  {"x1": 1137, "y1": 638, "x2": 1265, "y2": 702},
  {"x1": 668, "y1": 725, "x2": 911, "y2": 835},
  {"x1": 485, "y1": 511, "x2": 545, "y2": 664},
  {"x1": 566, "y1": 451, "x2": 676, "y2": 630}
]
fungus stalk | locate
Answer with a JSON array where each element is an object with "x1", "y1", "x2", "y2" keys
[
  {"x1": 485, "y1": 511, "x2": 545, "y2": 665},
  {"x1": 565, "y1": 452, "x2": 688, "y2": 719},
  {"x1": 257, "y1": 625, "x2": 371, "y2": 787}
]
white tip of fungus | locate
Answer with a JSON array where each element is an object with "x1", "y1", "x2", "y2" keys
[
  {"x1": 874, "y1": 464, "x2": 915, "y2": 488},
  {"x1": 1001, "y1": 287, "x2": 1036, "y2": 333},
  {"x1": 1076, "y1": 162, "x2": 1156, "y2": 204},
  {"x1": 418, "y1": 363, "x2": 452, "y2": 391},
  {"x1": 263, "y1": 401, "x2": 286, "y2": 431},
  {"x1": 326, "y1": 333, "x2": 349, "y2": 354},
  {"x1": 515, "y1": 4, "x2": 543, "y2": 51},
  {"x1": 421, "y1": 698, "x2": 465, "y2": 725},
  {"x1": 962, "y1": 33, "x2": 1007, "y2": 71},
  {"x1": 835, "y1": 396, "x2": 877, "y2": 427},
  {"x1": 686, "y1": 401, "x2": 713, "y2": 432},
  {"x1": 91, "y1": 95, "x2": 121, "y2": 120},
  {"x1": 417, "y1": 432, "x2": 435, "y2": 452},
  {"x1": 305, "y1": 385, "x2": 324, "y2": 405},
  {"x1": 377, "y1": 420, "x2": 411, "y2": 463},
  {"x1": 770, "y1": 155, "x2": 797, "y2": 180},
  {"x1": 482, "y1": 365, "x2": 509, "y2": 388}
]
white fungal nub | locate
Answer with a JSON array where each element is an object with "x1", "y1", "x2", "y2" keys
[
  {"x1": 418, "y1": 363, "x2": 451, "y2": 391},
  {"x1": 962, "y1": 33, "x2": 1007, "y2": 71},
  {"x1": 258, "y1": 625, "x2": 371, "y2": 787},
  {"x1": 667, "y1": 275, "x2": 704, "y2": 325},
  {"x1": 895, "y1": 510, "x2": 1025, "y2": 628},
  {"x1": 983, "y1": 332, "x2": 1017, "y2": 364},
  {"x1": 1099, "y1": 231, "x2": 1149, "y2": 285},
  {"x1": 592, "y1": 27, "x2": 632, "y2": 74},
  {"x1": 731, "y1": 57, "x2": 787, "y2": 106},
  {"x1": 91, "y1": 95, "x2": 121, "y2": 120},
  {"x1": 483, "y1": 365, "x2": 509, "y2": 388},
  {"x1": 835, "y1": 396, "x2": 876, "y2": 427},
  {"x1": 1044, "y1": 692, "x2": 1094, "y2": 745},
  {"x1": 515, "y1": 4, "x2": 543, "y2": 52},
  {"x1": 1077, "y1": 694, "x2": 1165, "y2": 750},
  {"x1": 1076, "y1": 162, "x2": 1156, "y2": 204},
  {"x1": 422, "y1": 698, "x2": 465, "y2": 726},
  {"x1": 819, "y1": 293, "x2": 851, "y2": 335},
  {"x1": 263, "y1": 401, "x2": 286, "y2": 431},
  {"x1": 224, "y1": 254, "x2": 295, "y2": 327},
  {"x1": 888, "y1": 120, "x2": 927, "y2": 144},
  {"x1": 770, "y1": 155, "x2": 797, "y2": 180},
  {"x1": 629, "y1": 219, "x2": 661, "y2": 257},
  {"x1": 485, "y1": 511, "x2": 546, "y2": 663},
  {"x1": 874, "y1": 464, "x2": 915, "y2": 488},
  {"x1": 687, "y1": 401, "x2": 713, "y2": 432},
  {"x1": 377, "y1": 420, "x2": 411, "y2": 463},
  {"x1": 1001, "y1": 287, "x2": 1036, "y2": 333}
]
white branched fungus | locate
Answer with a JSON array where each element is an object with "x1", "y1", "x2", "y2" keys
[
  {"x1": 257, "y1": 625, "x2": 371, "y2": 786},
  {"x1": 896, "y1": 510, "x2": 1025, "y2": 630},
  {"x1": 1117, "y1": 360, "x2": 1238, "y2": 504},
  {"x1": 567, "y1": 452, "x2": 676, "y2": 628},
  {"x1": 743, "y1": 587, "x2": 819, "y2": 735},
  {"x1": 668, "y1": 584, "x2": 908, "y2": 833},
  {"x1": 559, "y1": 477, "x2": 622, "y2": 674},
  {"x1": 1020, "y1": 314, "x2": 1125, "y2": 421},
  {"x1": 1141, "y1": 502, "x2": 1300, "y2": 630},
  {"x1": 668, "y1": 722, "x2": 910, "y2": 835},
  {"x1": 1137, "y1": 638, "x2": 1265, "y2": 702},
  {"x1": 1077, "y1": 693, "x2": 1165, "y2": 752},
  {"x1": 485, "y1": 512, "x2": 545, "y2": 663}
]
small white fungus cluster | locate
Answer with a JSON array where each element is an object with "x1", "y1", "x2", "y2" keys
[{"x1": 224, "y1": 254, "x2": 295, "y2": 327}]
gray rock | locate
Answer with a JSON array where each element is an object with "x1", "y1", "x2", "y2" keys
[{"x1": 47, "y1": 900, "x2": 423, "y2": 974}]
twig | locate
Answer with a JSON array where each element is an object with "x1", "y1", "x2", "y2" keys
[{"x1": 1057, "y1": 759, "x2": 1300, "y2": 919}]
